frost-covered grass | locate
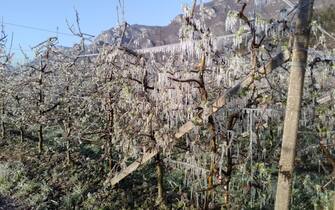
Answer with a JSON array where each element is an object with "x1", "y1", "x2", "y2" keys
[
  {"x1": 0, "y1": 161, "x2": 52, "y2": 208},
  {"x1": 0, "y1": 140, "x2": 160, "y2": 209}
]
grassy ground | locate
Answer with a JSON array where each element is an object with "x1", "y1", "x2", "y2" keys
[
  {"x1": 0, "y1": 139, "x2": 109, "y2": 209},
  {"x1": 0, "y1": 137, "x2": 165, "y2": 210}
]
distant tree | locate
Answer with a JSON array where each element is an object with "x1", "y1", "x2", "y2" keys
[
  {"x1": 25, "y1": 38, "x2": 60, "y2": 154},
  {"x1": 0, "y1": 26, "x2": 11, "y2": 139}
]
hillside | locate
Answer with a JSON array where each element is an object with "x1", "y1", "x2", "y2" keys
[{"x1": 94, "y1": 0, "x2": 333, "y2": 50}]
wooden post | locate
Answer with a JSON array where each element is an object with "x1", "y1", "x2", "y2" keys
[{"x1": 274, "y1": 1, "x2": 314, "y2": 209}]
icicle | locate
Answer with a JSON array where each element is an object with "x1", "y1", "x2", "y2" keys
[
  {"x1": 233, "y1": 34, "x2": 243, "y2": 48},
  {"x1": 254, "y1": 0, "x2": 267, "y2": 9},
  {"x1": 262, "y1": 148, "x2": 267, "y2": 159},
  {"x1": 183, "y1": 168, "x2": 188, "y2": 186},
  {"x1": 225, "y1": 11, "x2": 238, "y2": 32},
  {"x1": 280, "y1": 8, "x2": 288, "y2": 21},
  {"x1": 318, "y1": 159, "x2": 321, "y2": 173},
  {"x1": 249, "y1": 109, "x2": 254, "y2": 187}
]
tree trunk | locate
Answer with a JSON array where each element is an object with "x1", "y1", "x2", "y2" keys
[
  {"x1": 206, "y1": 116, "x2": 217, "y2": 209},
  {"x1": 38, "y1": 124, "x2": 43, "y2": 154},
  {"x1": 1, "y1": 121, "x2": 5, "y2": 140},
  {"x1": 107, "y1": 104, "x2": 114, "y2": 171},
  {"x1": 275, "y1": 1, "x2": 314, "y2": 209},
  {"x1": 66, "y1": 135, "x2": 71, "y2": 165},
  {"x1": 107, "y1": 137, "x2": 113, "y2": 171},
  {"x1": 156, "y1": 154, "x2": 165, "y2": 207},
  {"x1": 1, "y1": 103, "x2": 5, "y2": 139},
  {"x1": 65, "y1": 107, "x2": 72, "y2": 166},
  {"x1": 223, "y1": 113, "x2": 238, "y2": 209},
  {"x1": 65, "y1": 123, "x2": 72, "y2": 166}
]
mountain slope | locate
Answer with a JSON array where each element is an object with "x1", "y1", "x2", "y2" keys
[{"x1": 94, "y1": 0, "x2": 332, "y2": 50}]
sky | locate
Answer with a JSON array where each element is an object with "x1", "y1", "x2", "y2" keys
[{"x1": 0, "y1": 0, "x2": 195, "y2": 62}]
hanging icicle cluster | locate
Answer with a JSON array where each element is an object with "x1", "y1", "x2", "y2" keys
[
  {"x1": 254, "y1": 0, "x2": 267, "y2": 9},
  {"x1": 225, "y1": 11, "x2": 239, "y2": 32}
]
